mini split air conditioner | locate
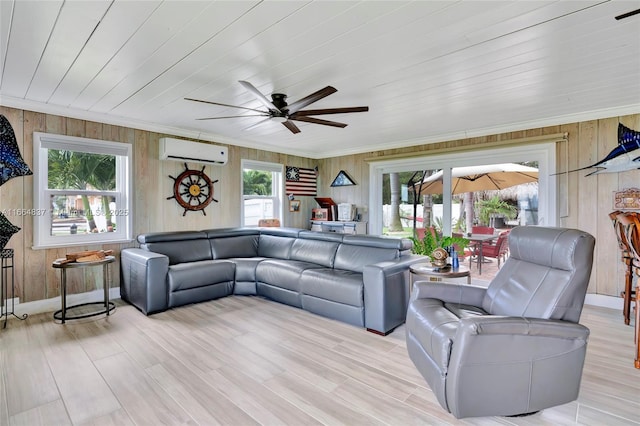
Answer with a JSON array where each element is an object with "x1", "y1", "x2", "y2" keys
[{"x1": 159, "y1": 137, "x2": 228, "y2": 165}]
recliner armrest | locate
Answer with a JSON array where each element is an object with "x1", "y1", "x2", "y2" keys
[
  {"x1": 363, "y1": 255, "x2": 424, "y2": 334},
  {"x1": 120, "y1": 248, "x2": 169, "y2": 315},
  {"x1": 457, "y1": 315, "x2": 590, "y2": 339},
  {"x1": 446, "y1": 316, "x2": 590, "y2": 418},
  {"x1": 411, "y1": 281, "x2": 487, "y2": 307}
]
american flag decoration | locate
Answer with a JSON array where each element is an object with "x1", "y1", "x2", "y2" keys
[{"x1": 286, "y1": 166, "x2": 317, "y2": 196}]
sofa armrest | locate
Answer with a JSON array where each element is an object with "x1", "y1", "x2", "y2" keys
[
  {"x1": 363, "y1": 255, "x2": 424, "y2": 334},
  {"x1": 120, "y1": 248, "x2": 169, "y2": 315},
  {"x1": 411, "y1": 281, "x2": 487, "y2": 307},
  {"x1": 446, "y1": 316, "x2": 590, "y2": 418}
]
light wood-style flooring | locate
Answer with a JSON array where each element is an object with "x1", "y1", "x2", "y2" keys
[{"x1": 1, "y1": 296, "x2": 638, "y2": 425}]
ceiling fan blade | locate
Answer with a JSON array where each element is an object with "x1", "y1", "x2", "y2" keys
[
  {"x1": 243, "y1": 118, "x2": 273, "y2": 131},
  {"x1": 196, "y1": 114, "x2": 269, "y2": 120},
  {"x1": 286, "y1": 86, "x2": 337, "y2": 114},
  {"x1": 292, "y1": 106, "x2": 369, "y2": 116},
  {"x1": 289, "y1": 116, "x2": 347, "y2": 128},
  {"x1": 282, "y1": 120, "x2": 301, "y2": 134},
  {"x1": 185, "y1": 97, "x2": 265, "y2": 114},
  {"x1": 238, "y1": 80, "x2": 280, "y2": 112}
]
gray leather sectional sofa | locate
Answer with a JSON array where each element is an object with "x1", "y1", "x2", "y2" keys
[{"x1": 120, "y1": 227, "x2": 423, "y2": 335}]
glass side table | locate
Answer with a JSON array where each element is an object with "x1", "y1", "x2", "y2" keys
[{"x1": 52, "y1": 255, "x2": 116, "y2": 324}]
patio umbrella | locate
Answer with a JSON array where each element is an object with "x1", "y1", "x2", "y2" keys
[{"x1": 414, "y1": 163, "x2": 538, "y2": 195}]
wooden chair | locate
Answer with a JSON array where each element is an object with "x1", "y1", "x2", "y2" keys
[
  {"x1": 615, "y1": 212, "x2": 640, "y2": 369},
  {"x1": 258, "y1": 218, "x2": 280, "y2": 227},
  {"x1": 610, "y1": 211, "x2": 636, "y2": 325},
  {"x1": 636, "y1": 282, "x2": 640, "y2": 369}
]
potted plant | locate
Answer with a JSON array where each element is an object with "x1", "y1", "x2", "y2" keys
[
  {"x1": 410, "y1": 230, "x2": 469, "y2": 263},
  {"x1": 476, "y1": 196, "x2": 517, "y2": 227}
]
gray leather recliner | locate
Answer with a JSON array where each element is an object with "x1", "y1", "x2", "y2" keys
[{"x1": 405, "y1": 226, "x2": 596, "y2": 419}]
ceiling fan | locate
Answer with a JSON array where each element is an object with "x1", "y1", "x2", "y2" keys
[{"x1": 185, "y1": 80, "x2": 369, "y2": 134}]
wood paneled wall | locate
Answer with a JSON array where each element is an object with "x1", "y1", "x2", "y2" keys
[
  {"x1": 0, "y1": 107, "x2": 315, "y2": 303},
  {"x1": 319, "y1": 114, "x2": 640, "y2": 298},
  {"x1": 1, "y1": 105, "x2": 638, "y2": 302}
]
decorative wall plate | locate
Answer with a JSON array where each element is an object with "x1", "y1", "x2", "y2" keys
[
  {"x1": 613, "y1": 187, "x2": 640, "y2": 210},
  {"x1": 168, "y1": 163, "x2": 218, "y2": 216}
]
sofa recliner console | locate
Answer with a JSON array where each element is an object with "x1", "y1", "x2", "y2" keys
[{"x1": 120, "y1": 227, "x2": 422, "y2": 335}]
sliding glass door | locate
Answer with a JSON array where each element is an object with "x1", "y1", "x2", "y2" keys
[{"x1": 369, "y1": 143, "x2": 556, "y2": 237}]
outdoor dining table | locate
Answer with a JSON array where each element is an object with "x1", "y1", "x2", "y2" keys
[{"x1": 467, "y1": 233, "x2": 497, "y2": 275}]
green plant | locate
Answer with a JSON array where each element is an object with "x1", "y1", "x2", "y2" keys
[
  {"x1": 410, "y1": 231, "x2": 469, "y2": 261},
  {"x1": 476, "y1": 196, "x2": 516, "y2": 225}
]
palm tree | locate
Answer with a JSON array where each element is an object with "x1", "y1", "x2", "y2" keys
[
  {"x1": 243, "y1": 170, "x2": 272, "y2": 195},
  {"x1": 388, "y1": 172, "x2": 403, "y2": 231},
  {"x1": 88, "y1": 155, "x2": 116, "y2": 230},
  {"x1": 48, "y1": 150, "x2": 114, "y2": 232}
]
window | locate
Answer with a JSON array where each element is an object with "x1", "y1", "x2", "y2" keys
[
  {"x1": 369, "y1": 143, "x2": 557, "y2": 236},
  {"x1": 33, "y1": 132, "x2": 132, "y2": 248},
  {"x1": 241, "y1": 160, "x2": 283, "y2": 226}
]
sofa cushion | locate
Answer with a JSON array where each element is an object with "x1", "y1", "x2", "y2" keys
[
  {"x1": 300, "y1": 268, "x2": 364, "y2": 307},
  {"x1": 290, "y1": 238, "x2": 339, "y2": 268},
  {"x1": 168, "y1": 260, "x2": 235, "y2": 292},
  {"x1": 256, "y1": 259, "x2": 322, "y2": 292},
  {"x1": 230, "y1": 257, "x2": 265, "y2": 282}
]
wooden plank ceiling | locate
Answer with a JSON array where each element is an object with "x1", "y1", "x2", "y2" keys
[{"x1": 1, "y1": 0, "x2": 639, "y2": 158}]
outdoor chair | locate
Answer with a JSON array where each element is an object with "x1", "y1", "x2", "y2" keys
[
  {"x1": 468, "y1": 226, "x2": 495, "y2": 258},
  {"x1": 406, "y1": 226, "x2": 596, "y2": 418},
  {"x1": 479, "y1": 229, "x2": 511, "y2": 268},
  {"x1": 471, "y1": 226, "x2": 495, "y2": 235}
]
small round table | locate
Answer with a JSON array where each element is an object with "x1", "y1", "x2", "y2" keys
[
  {"x1": 410, "y1": 262, "x2": 471, "y2": 290},
  {"x1": 52, "y1": 256, "x2": 116, "y2": 324}
]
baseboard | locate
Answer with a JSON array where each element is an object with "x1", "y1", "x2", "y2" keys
[
  {"x1": 4, "y1": 288, "x2": 122, "y2": 318},
  {"x1": 3, "y1": 288, "x2": 623, "y2": 319},
  {"x1": 584, "y1": 293, "x2": 623, "y2": 310}
]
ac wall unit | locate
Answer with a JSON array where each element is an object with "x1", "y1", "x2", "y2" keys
[{"x1": 159, "y1": 137, "x2": 228, "y2": 165}]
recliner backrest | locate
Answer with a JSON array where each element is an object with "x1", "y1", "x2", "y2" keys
[
  {"x1": 257, "y1": 228, "x2": 301, "y2": 259},
  {"x1": 138, "y1": 231, "x2": 212, "y2": 265},
  {"x1": 204, "y1": 228, "x2": 260, "y2": 259},
  {"x1": 482, "y1": 226, "x2": 595, "y2": 323}
]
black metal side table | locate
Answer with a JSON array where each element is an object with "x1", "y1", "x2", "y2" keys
[
  {"x1": 1, "y1": 249, "x2": 28, "y2": 328},
  {"x1": 52, "y1": 256, "x2": 116, "y2": 324}
]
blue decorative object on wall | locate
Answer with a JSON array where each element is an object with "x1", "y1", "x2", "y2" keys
[
  {"x1": 0, "y1": 114, "x2": 32, "y2": 186},
  {"x1": 0, "y1": 212, "x2": 20, "y2": 251},
  {"x1": 580, "y1": 123, "x2": 640, "y2": 176}
]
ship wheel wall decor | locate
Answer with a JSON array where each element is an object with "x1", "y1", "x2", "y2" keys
[{"x1": 167, "y1": 163, "x2": 218, "y2": 216}]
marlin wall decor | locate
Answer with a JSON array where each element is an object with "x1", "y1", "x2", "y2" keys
[{"x1": 576, "y1": 123, "x2": 640, "y2": 176}]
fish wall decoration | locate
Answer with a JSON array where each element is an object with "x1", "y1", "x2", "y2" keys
[{"x1": 580, "y1": 123, "x2": 640, "y2": 176}]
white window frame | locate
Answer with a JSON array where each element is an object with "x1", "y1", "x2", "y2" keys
[
  {"x1": 368, "y1": 143, "x2": 557, "y2": 236},
  {"x1": 240, "y1": 159, "x2": 284, "y2": 227},
  {"x1": 33, "y1": 132, "x2": 133, "y2": 249}
]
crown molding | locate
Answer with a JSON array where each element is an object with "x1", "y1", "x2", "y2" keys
[{"x1": 2, "y1": 95, "x2": 638, "y2": 160}]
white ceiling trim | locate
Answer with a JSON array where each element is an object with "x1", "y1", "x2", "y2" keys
[{"x1": 2, "y1": 95, "x2": 638, "y2": 160}]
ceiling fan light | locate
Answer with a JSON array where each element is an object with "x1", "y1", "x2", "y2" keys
[{"x1": 271, "y1": 116, "x2": 287, "y2": 123}]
